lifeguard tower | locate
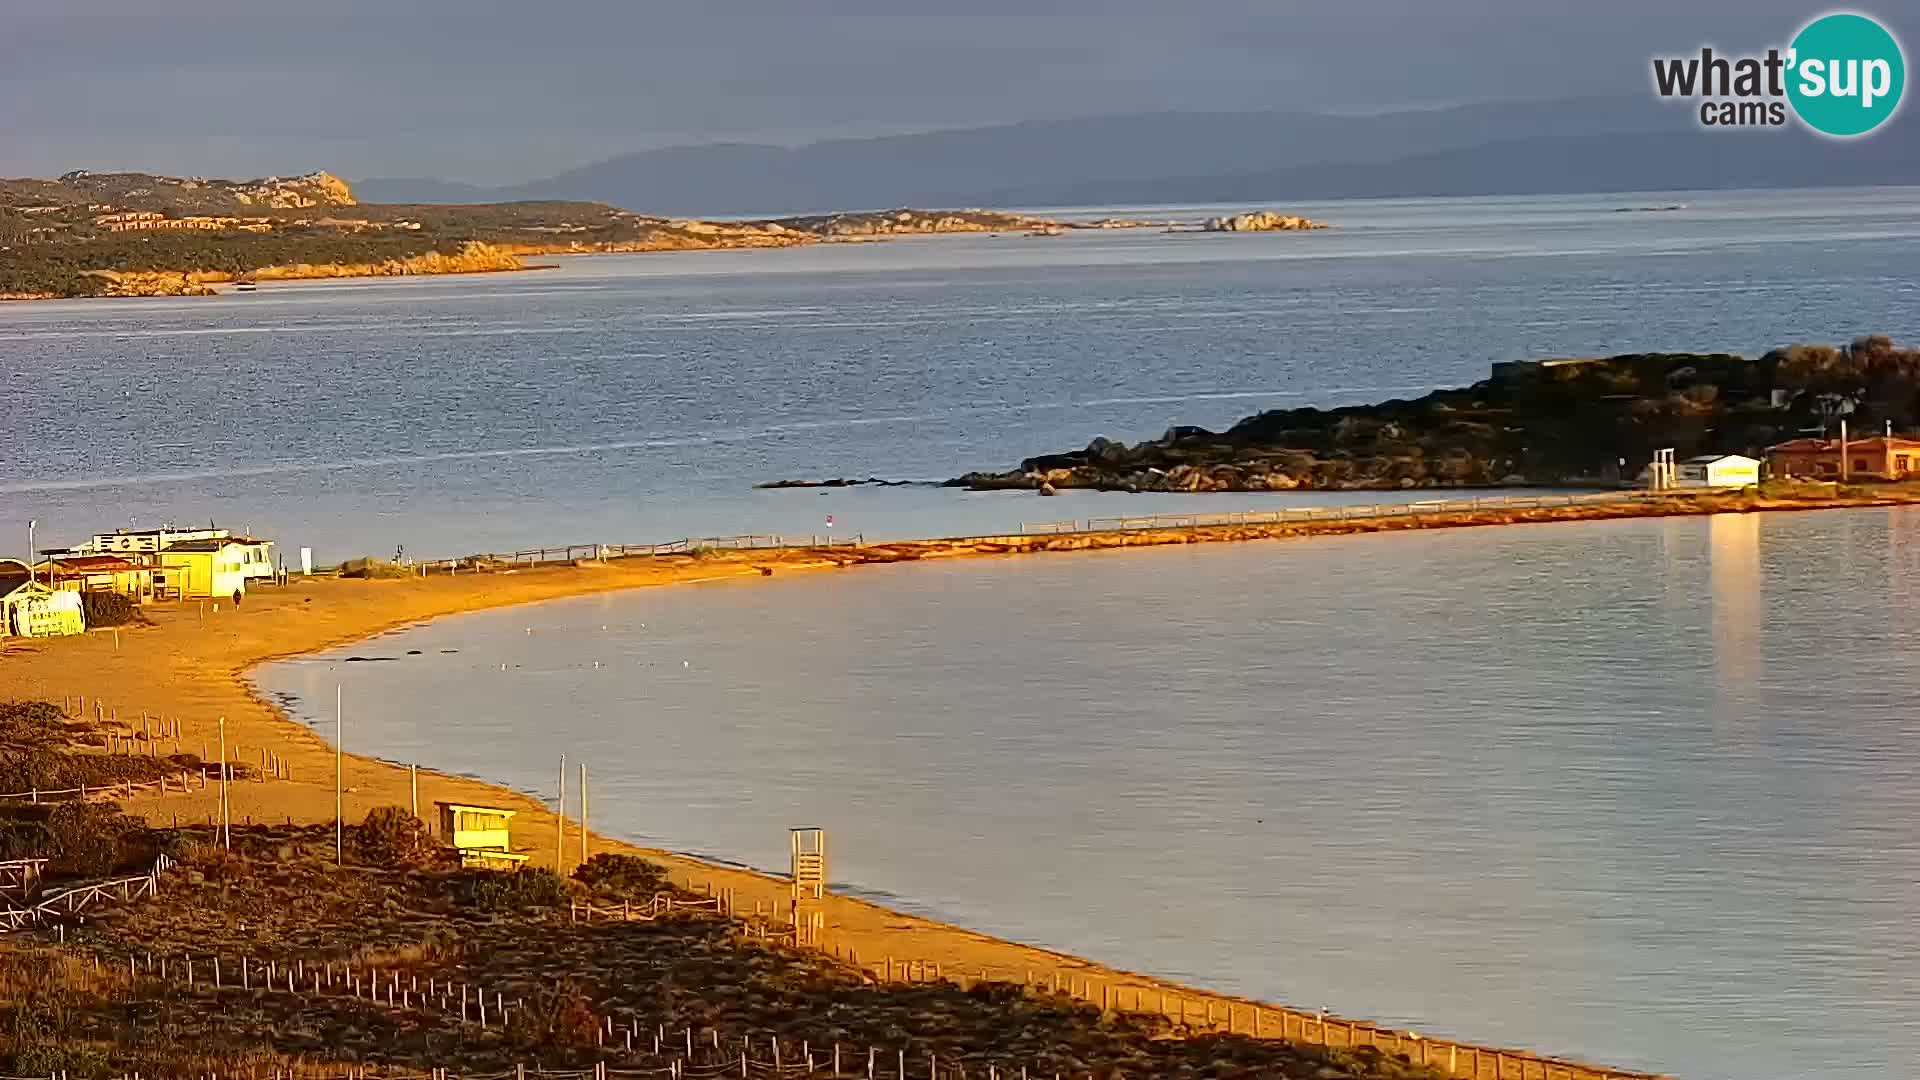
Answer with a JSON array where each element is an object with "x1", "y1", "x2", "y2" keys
[
  {"x1": 790, "y1": 827, "x2": 826, "y2": 901},
  {"x1": 437, "y1": 802, "x2": 530, "y2": 868},
  {"x1": 790, "y1": 828, "x2": 828, "y2": 945}
]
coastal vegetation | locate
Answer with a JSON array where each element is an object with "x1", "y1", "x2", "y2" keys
[
  {"x1": 952, "y1": 337, "x2": 1920, "y2": 492},
  {"x1": 0, "y1": 704, "x2": 1444, "y2": 1079},
  {"x1": 0, "y1": 170, "x2": 1080, "y2": 298}
]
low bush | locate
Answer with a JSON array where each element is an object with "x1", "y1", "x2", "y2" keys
[
  {"x1": 0, "y1": 802, "x2": 151, "y2": 877},
  {"x1": 572, "y1": 852, "x2": 668, "y2": 897},
  {"x1": 0, "y1": 700, "x2": 77, "y2": 749},
  {"x1": 504, "y1": 980, "x2": 601, "y2": 1047},
  {"x1": 355, "y1": 806, "x2": 439, "y2": 867},
  {"x1": 79, "y1": 592, "x2": 139, "y2": 628},
  {"x1": 450, "y1": 867, "x2": 570, "y2": 912}
]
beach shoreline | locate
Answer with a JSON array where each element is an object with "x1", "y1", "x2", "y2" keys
[{"x1": 12, "y1": 487, "x2": 1908, "y2": 1076}]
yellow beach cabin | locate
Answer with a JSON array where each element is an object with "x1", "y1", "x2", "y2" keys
[
  {"x1": 155, "y1": 538, "x2": 254, "y2": 602},
  {"x1": 436, "y1": 803, "x2": 529, "y2": 868}
]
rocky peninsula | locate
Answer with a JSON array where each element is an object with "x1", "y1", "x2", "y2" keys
[
  {"x1": 0, "y1": 171, "x2": 1077, "y2": 299},
  {"x1": 951, "y1": 337, "x2": 1918, "y2": 492}
]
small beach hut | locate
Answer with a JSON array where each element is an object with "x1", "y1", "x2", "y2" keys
[
  {"x1": 155, "y1": 538, "x2": 253, "y2": 602},
  {"x1": 436, "y1": 802, "x2": 529, "y2": 868},
  {"x1": 1675, "y1": 454, "x2": 1762, "y2": 489},
  {"x1": 0, "y1": 559, "x2": 85, "y2": 639}
]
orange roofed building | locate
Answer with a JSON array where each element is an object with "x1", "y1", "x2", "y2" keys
[{"x1": 1766, "y1": 436, "x2": 1920, "y2": 480}]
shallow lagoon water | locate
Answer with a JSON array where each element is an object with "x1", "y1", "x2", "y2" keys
[{"x1": 261, "y1": 507, "x2": 1920, "y2": 1080}]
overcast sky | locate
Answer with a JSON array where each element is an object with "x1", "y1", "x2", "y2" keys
[{"x1": 0, "y1": 0, "x2": 1841, "y2": 184}]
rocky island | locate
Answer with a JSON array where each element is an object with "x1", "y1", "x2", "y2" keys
[
  {"x1": 950, "y1": 337, "x2": 1918, "y2": 492},
  {"x1": 0, "y1": 171, "x2": 1072, "y2": 299},
  {"x1": 1203, "y1": 210, "x2": 1329, "y2": 231}
]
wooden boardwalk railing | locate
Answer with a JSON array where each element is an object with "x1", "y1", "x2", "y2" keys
[{"x1": 1020, "y1": 491, "x2": 1640, "y2": 536}]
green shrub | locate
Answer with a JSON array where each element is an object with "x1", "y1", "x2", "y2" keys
[
  {"x1": 572, "y1": 852, "x2": 668, "y2": 896},
  {"x1": 0, "y1": 700, "x2": 76, "y2": 748},
  {"x1": 0, "y1": 802, "x2": 149, "y2": 877},
  {"x1": 505, "y1": 979, "x2": 601, "y2": 1047},
  {"x1": 79, "y1": 591, "x2": 139, "y2": 628},
  {"x1": 354, "y1": 806, "x2": 438, "y2": 866},
  {"x1": 451, "y1": 867, "x2": 570, "y2": 912}
]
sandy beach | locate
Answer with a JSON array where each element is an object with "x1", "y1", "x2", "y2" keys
[{"x1": 7, "y1": 487, "x2": 1912, "y2": 1075}]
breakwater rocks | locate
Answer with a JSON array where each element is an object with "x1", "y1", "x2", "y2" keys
[
  {"x1": 1203, "y1": 211, "x2": 1329, "y2": 232},
  {"x1": 756, "y1": 477, "x2": 926, "y2": 489}
]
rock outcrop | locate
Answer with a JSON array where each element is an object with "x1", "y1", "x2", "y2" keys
[
  {"x1": 228, "y1": 171, "x2": 357, "y2": 209},
  {"x1": 951, "y1": 341, "x2": 1920, "y2": 492},
  {"x1": 1203, "y1": 211, "x2": 1328, "y2": 232},
  {"x1": 772, "y1": 208, "x2": 1055, "y2": 237},
  {"x1": 77, "y1": 269, "x2": 224, "y2": 297},
  {"x1": 251, "y1": 241, "x2": 524, "y2": 281}
]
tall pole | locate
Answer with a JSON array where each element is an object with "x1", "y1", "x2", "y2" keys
[
  {"x1": 335, "y1": 684, "x2": 343, "y2": 866},
  {"x1": 556, "y1": 754, "x2": 567, "y2": 874},
  {"x1": 580, "y1": 762, "x2": 589, "y2": 867},
  {"x1": 410, "y1": 763, "x2": 418, "y2": 820},
  {"x1": 1840, "y1": 419, "x2": 1851, "y2": 482},
  {"x1": 26, "y1": 520, "x2": 35, "y2": 585},
  {"x1": 218, "y1": 716, "x2": 230, "y2": 850}
]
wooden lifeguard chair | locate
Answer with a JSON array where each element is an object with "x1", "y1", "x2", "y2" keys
[
  {"x1": 790, "y1": 827, "x2": 827, "y2": 902},
  {"x1": 437, "y1": 802, "x2": 531, "y2": 869}
]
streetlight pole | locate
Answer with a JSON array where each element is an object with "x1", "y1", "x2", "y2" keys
[
  {"x1": 335, "y1": 684, "x2": 344, "y2": 866},
  {"x1": 26, "y1": 520, "x2": 35, "y2": 585}
]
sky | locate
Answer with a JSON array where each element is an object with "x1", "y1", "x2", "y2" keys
[{"x1": 0, "y1": 0, "x2": 1853, "y2": 184}]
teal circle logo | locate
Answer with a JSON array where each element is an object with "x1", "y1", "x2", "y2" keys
[{"x1": 1788, "y1": 12, "x2": 1906, "y2": 137}]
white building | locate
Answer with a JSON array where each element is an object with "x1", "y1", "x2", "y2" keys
[
  {"x1": 74, "y1": 527, "x2": 275, "y2": 582},
  {"x1": 1675, "y1": 454, "x2": 1762, "y2": 489}
]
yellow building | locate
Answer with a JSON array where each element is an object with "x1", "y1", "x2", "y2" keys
[
  {"x1": 154, "y1": 539, "x2": 254, "y2": 602},
  {"x1": 436, "y1": 803, "x2": 529, "y2": 868}
]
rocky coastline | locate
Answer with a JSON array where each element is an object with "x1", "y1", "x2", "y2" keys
[
  {"x1": 948, "y1": 339, "x2": 1918, "y2": 493},
  {"x1": 1, "y1": 170, "x2": 1132, "y2": 300}
]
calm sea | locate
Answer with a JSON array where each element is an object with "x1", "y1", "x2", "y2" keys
[
  {"x1": 14, "y1": 187, "x2": 1920, "y2": 1078},
  {"x1": 3, "y1": 187, "x2": 1917, "y2": 560},
  {"x1": 258, "y1": 508, "x2": 1920, "y2": 1080}
]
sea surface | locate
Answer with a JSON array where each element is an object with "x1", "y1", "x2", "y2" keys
[
  {"x1": 14, "y1": 187, "x2": 1920, "y2": 1079},
  {"x1": 3, "y1": 187, "x2": 1918, "y2": 560},
  {"x1": 258, "y1": 507, "x2": 1920, "y2": 1080}
]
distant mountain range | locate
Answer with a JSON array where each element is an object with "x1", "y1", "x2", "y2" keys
[{"x1": 357, "y1": 99, "x2": 1920, "y2": 216}]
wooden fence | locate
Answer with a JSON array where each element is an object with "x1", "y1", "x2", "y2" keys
[
  {"x1": 1019, "y1": 491, "x2": 1646, "y2": 535},
  {"x1": 0, "y1": 695, "x2": 292, "y2": 808},
  {"x1": 5, "y1": 857, "x2": 1665, "y2": 1080},
  {"x1": 328, "y1": 490, "x2": 1692, "y2": 576},
  {"x1": 0, "y1": 852, "x2": 174, "y2": 936},
  {"x1": 587, "y1": 873, "x2": 1664, "y2": 1080},
  {"x1": 412, "y1": 535, "x2": 867, "y2": 575}
]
